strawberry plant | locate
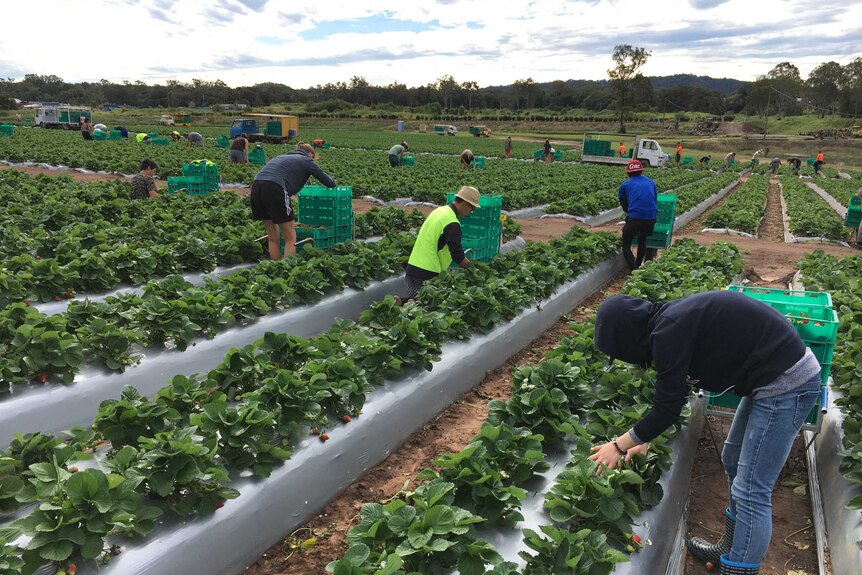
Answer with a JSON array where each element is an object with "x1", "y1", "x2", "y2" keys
[
  {"x1": 190, "y1": 400, "x2": 290, "y2": 478},
  {"x1": 782, "y1": 177, "x2": 849, "y2": 241},
  {"x1": 519, "y1": 525, "x2": 628, "y2": 575},
  {"x1": 107, "y1": 427, "x2": 239, "y2": 516},
  {"x1": 703, "y1": 173, "x2": 768, "y2": 235},
  {"x1": 75, "y1": 318, "x2": 143, "y2": 371},
  {"x1": 0, "y1": 538, "x2": 24, "y2": 575},
  {"x1": 94, "y1": 386, "x2": 181, "y2": 449},
  {"x1": 10, "y1": 459, "x2": 162, "y2": 571},
  {"x1": 248, "y1": 370, "x2": 330, "y2": 445},
  {"x1": 153, "y1": 374, "x2": 226, "y2": 422}
]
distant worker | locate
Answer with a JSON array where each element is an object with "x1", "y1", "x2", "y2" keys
[
  {"x1": 15, "y1": 112, "x2": 21, "y2": 122},
  {"x1": 230, "y1": 133, "x2": 249, "y2": 164},
  {"x1": 460, "y1": 149, "x2": 476, "y2": 169},
  {"x1": 388, "y1": 141, "x2": 408, "y2": 168},
  {"x1": 81, "y1": 117, "x2": 92, "y2": 140},
  {"x1": 130, "y1": 159, "x2": 158, "y2": 200},
  {"x1": 169, "y1": 130, "x2": 182, "y2": 141},
  {"x1": 618, "y1": 142, "x2": 628, "y2": 158},
  {"x1": 788, "y1": 158, "x2": 802, "y2": 176},
  {"x1": 751, "y1": 148, "x2": 764, "y2": 169},
  {"x1": 675, "y1": 142, "x2": 683, "y2": 167},
  {"x1": 699, "y1": 155, "x2": 711, "y2": 170},
  {"x1": 402, "y1": 185, "x2": 480, "y2": 302},
  {"x1": 769, "y1": 157, "x2": 781, "y2": 175},
  {"x1": 618, "y1": 159, "x2": 658, "y2": 271},
  {"x1": 93, "y1": 123, "x2": 108, "y2": 133},
  {"x1": 724, "y1": 152, "x2": 736, "y2": 169},
  {"x1": 543, "y1": 139, "x2": 552, "y2": 162},
  {"x1": 114, "y1": 126, "x2": 129, "y2": 138},
  {"x1": 251, "y1": 142, "x2": 336, "y2": 261},
  {"x1": 312, "y1": 138, "x2": 325, "y2": 149},
  {"x1": 184, "y1": 132, "x2": 204, "y2": 147},
  {"x1": 504, "y1": 136, "x2": 512, "y2": 159},
  {"x1": 813, "y1": 150, "x2": 825, "y2": 175}
]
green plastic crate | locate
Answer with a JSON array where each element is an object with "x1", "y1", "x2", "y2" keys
[
  {"x1": 217, "y1": 136, "x2": 230, "y2": 148},
  {"x1": 108, "y1": 130, "x2": 122, "y2": 141},
  {"x1": 167, "y1": 176, "x2": 210, "y2": 196},
  {"x1": 402, "y1": 156, "x2": 415, "y2": 166},
  {"x1": 92, "y1": 131, "x2": 107, "y2": 141},
  {"x1": 846, "y1": 210, "x2": 862, "y2": 228},
  {"x1": 655, "y1": 193, "x2": 677, "y2": 226},
  {"x1": 295, "y1": 226, "x2": 334, "y2": 250},
  {"x1": 725, "y1": 286, "x2": 833, "y2": 309},
  {"x1": 248, "y1": 148, "x2": 266, "y2": 166},
  {"x1": 474, "y1": 156, "x2": 485, "y2": 169},
  {"x1": 0, "y1": 124, "x2": 14, "y2": 136},
  {"x1": 151, "y1": 137, "x2": 170, "y2": 146}
]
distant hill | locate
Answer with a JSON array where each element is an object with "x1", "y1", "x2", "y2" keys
[{"x1": 503, "y1": 75, "x2": 748, "y2": 96}]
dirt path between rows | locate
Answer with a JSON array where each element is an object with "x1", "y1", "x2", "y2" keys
[{"x1": 2, "y1": 164, "x2": 856, "y2": 575}]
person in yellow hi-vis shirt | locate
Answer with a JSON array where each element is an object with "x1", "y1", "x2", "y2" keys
[{"x1": 401, "y1": 186, "x2": 480, "y2": 302}]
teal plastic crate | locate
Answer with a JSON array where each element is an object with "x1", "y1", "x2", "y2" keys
[
  {"x1": 0, "y1": 124, "x2": 13, "y2": 136},
  {"x1": 295, "y1": 226, "x2": 335, "y2": 250},
  {"x1": 151, "y1": 137, "x2": 170, "y2": 146},
  {"x1": 474, "y1": 156, "x2": 485, "y2": 168},
  {"x1": 725, "y1": 286, "x2": 832, "y2": 309},
  {"x1": 634, "y1": 225, "x2": 672, "y2": 249},
  {"x1": 248, "y1": 148, "x2": 266, "y2": 166},
  {"x1": 402, "y1": 156, "x2": 415, "y2": 166},
  {"x1": 108, "y1": 130, "x2": 122, "y2": 141},
  {"x1": 167, "y1": 176, "x2": 210, "y2": 195},
  {"x1": 217, "y1": 136, "x2": 230, "y2": 148}
]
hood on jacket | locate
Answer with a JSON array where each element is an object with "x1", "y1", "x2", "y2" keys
[{"x1": 594, "y1": 294, "x2": 662, "y2": 367}]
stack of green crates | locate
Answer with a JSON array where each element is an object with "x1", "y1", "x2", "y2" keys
[
  {"x1": 265, "y1": 121, "x2": 281, "y2": 136},
  {"x1": 182, "y1": 160, "x2": 220, "y2": 193},
  {"x1": 108, "y1": 130, "x2": 122, "y2": 141},
  {"x1": 445, "y1": 193, "x2": 502, "y2": 263},
  {"x1": 249, "y1": 147, "x2": 266, "y2": 166},
  {"x1": 583, "y1": 139, "x2": 612, "y2": 156},
  {"x1": 0, "y1": 124, "x2": 13, "y2": 137},
  {"x1": 92, "y1": 130, "x2": 107, "y2": 141},
  {"x1": 294, "y1": 185, "x2": 354, "y2": 251},
  {"x1": 634, "y1": 193, "x2": 676, "y2": 249},
  {"x1": 844, "y1": 194, "x2": 861, "y2": 228},
  {"x1": 166, "y1": 176, "x2": 208, "y2": 196},
  {"x1": 707, "y1": 286, "x2": 838, "y2": 430},
  {"x1": 217, "y1": 136, "x2": 230, "y2": 149}
]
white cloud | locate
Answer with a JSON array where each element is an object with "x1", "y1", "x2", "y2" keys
[{"x1": 0, "y1": 0, "x2": 859, "y2": 88}]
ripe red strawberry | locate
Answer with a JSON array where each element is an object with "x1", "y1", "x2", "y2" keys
[
  {"x1": 68, "y1": 466, "x2": 79, "y2": 473},
  {"x1": 37, "y1": 373, "x2": 47, "y2": 383},
  {"x1": 705, "y1": 561, "x2": 715, "y2": 572},
  {"x1": 215, "y1": 500, "x2": 225, "y2": 510},
  {"x1": 54, "y1": 295, "x2": 62, "y2": 301},
  {"x1": 320, "y1": 433, "x2": 330, "y2": 442},
  {"x1": 632, "y1": 533, "x2": 642, "y2": 545},
  {"x1": 311, "y1": 427, "x2": 320, "y2": 436},
  {"x1": 24, "y1": 300, "x2": 31, "y2": 307},
  {"x1": 63, "y1": 291, "x2": 73, "y2": 299},
  {"x1": 343, "y1": 415, "x2": 351, "y2": 423},
  {"x1": 68, "y1": 565, "x2": 77, "y2": 575}
]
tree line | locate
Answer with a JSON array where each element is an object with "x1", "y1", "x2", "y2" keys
[{"x1": 1, "y1": 56, "x2": 860, "y2": 121}]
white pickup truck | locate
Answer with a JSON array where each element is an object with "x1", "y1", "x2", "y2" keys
[{"x1": 581, "y1": 132, "x2": 669, "y2": 168}]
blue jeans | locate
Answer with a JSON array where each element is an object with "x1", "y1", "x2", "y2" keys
[{"x1": 720, "y1": 374, "x2": 821, "y2": 564}]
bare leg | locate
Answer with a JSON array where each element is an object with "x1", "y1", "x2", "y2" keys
[
  {"x1": 261, "y1": 220, "x2": 282, "y2": 260},
  {"x1": 279, "y1": 220, "x2": 296, "y2": 258}
]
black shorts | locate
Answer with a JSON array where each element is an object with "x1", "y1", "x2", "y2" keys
[{"x1": 250, "y1": 180, "x2": 295, "y2": 224}]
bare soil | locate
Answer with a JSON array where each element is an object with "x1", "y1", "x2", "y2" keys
[{"x1": 3, "y1": 164, "x2": 855, "y2": 575}]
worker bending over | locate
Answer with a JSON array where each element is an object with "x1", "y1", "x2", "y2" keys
[
  {"x1": 460, "y1": 149, "x2": 476, "y2": 169},
  {"x1": 591, "y1": 290, "x2": 821, "y2": 575},
  {"x1": 402, "y1": 186, "x2": 480, "y2": 301},
  {"x1": 250, "y1": 142, "x2": 336, "y2": 260}
]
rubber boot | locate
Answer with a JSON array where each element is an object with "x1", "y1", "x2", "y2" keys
[
  {"x1": 719, "y1": 554, "x2": 759, "y2": 574},
  {"x1": 687, "y1": 507, "x2": 735, "y2": 565}
]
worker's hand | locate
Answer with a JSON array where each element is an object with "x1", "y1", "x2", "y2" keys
[
  {"x1": 588, "y1": 442, "x2": 624, "y2": 476},
  {"x1": 459, "y1": 258, "x2": 471, "y2": 269},
  {"x1": 624, "y1": 442, "x2": 649, "y2": 465}
]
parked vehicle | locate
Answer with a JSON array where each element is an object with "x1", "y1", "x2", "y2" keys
[
  {"x1": 433, "y1": 124, "x2": 457, "y2": 136},
  {"x1": 229, "y1": 114, "x2": 299, "y2": 143},
  {"x1": 34, "y1": 106, "x2": 92, "y2": 130},
  {"x1": 159, "y1": 115, "x2": 175, "y2": 126},
  {"x1": 469, "y1": 125, "x2": 492, "y2": 137},
  {"x1": 581, "y1": 132, "x2": 669, "y2": 168}
]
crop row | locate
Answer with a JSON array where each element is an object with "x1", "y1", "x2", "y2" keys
[
  {"x1": 0, "y1": 171, "x2": 265, "y2": 303},
  {"x1": 0, "y1": 227, "x2": 621, "y2": 573},
  {"x1": 702, "y1": 173, "x2": 769, "y2": 235},
  {"x1": 798, "y1": 251, "x2": 862, "y2": 549},
  {"x1": 0, "y1": 235, "x2": 413, "y2": 389},
  {"x1": 0, "y1": 128, "x2": 731, "y2": 212},
  {"x1": 810, "y1": 177, "x2": 862, "y2": 208},
  {"x1": 327, "y1": 238, "x2": 744, "y2": 575},
  {"x1": 781, "y1": 177, "x2": 849, "y2": 241}
]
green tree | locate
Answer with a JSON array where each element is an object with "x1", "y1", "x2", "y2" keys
[
  {"x1": 608, "y1": 44, "x2": 651, "y2": 132},
  {"x1": 766, "y1": 62, "x2": 803, "y2": 116},
  {"x1": 806, "y1": 61, "x2": 843, "y2": 117},
  {"x1": 839, "y1": 57, "x2": 862, "y2": 116}
]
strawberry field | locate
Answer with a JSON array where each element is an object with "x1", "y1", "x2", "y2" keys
[{"x1": 0, "y1": 123, "x2": 860, "y2": 575}]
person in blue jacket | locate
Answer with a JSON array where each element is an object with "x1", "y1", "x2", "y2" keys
[
  {"x1": 617, "y1": 159, "x2": 657, "y2": 270},
  {"x1": 590, "y1": 291, "x2": 821, "y2": 575}
]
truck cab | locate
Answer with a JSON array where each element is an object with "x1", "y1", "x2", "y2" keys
[
  {"x1": 581, "y1": 132, "x2": 668, "y2": 168},
  {"x1": 634, "y1": 137, "x2": 669, "y2": 168},
  {"x1": 469, "y1": 125, "x2": 491, "y2": 137},
  {"x1": 230, "y1": 119, "x2": 260, "y2": 138},
  {"x1": 159, "y1": 115, "x2": 175, "y2": 126},
  {"x1": 34, "y1": 106, "x2": 91, "y2": 129}
]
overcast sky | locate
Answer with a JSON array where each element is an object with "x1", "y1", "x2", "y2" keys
[{"x1": 2, "y1": 0, "x2": 860, "y2": 89}]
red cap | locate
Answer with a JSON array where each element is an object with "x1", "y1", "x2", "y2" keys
[{"x1": 626, "y1": 159, "x2": 644, "y2": 174}]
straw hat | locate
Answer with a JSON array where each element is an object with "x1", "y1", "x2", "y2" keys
[{"x1": 455, "y1": 185, "x2": 480, "y2": 207}]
